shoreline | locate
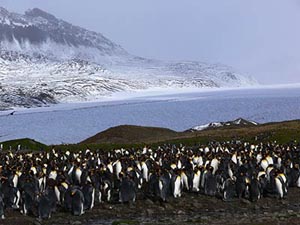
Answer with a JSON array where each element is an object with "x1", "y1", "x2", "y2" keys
[{"x1": 2, "y1": 83, "x2": 300, "y2": 116}]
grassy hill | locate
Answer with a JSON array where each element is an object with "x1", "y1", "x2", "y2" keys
[
  {"x1": 1, "y1": 119, "x2": 300, "y2": 152},
  {"x1": 81, "y1": 125, "x2": 181, "y2": 144},
  {"x1": 0, "y1": 138, "x2": 48, "y2": 151},
  {"x1": 78, "y1": 120, "x2": 300, "y2": 148}
]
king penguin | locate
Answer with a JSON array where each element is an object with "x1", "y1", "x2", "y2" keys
[
  {"x1": 82, "y1": 180, "x2": 95, "y2": 210},
  {"x1": 0, "y1": 193, "x2": 5, "y2": 219},
  {"x1": 249, "y1": 177, "x2": 261, "y2": 202},
  {"x1": 71, "y1": 188, "x2": 85, "y2": 216},
  {"x1": 38, "y1": 193, "x2": 52, "y2": 219},
  {"x1": 119, "y1": 176, "x2": 136, "y2": 203}
]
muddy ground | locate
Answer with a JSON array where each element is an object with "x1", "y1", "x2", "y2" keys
[{"x1": 2, "y1": 188, "x2": 300, "y2": 225}]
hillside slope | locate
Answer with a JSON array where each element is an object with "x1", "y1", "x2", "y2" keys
[
  {"x1": 80, "y1": 119, "x2": 300, "y2": 146},
  {"x1": 0, "y1": 7, "x2": 258, "y2": 109}
]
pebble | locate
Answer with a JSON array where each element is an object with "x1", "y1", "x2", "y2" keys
[
  {"x1": 146, "y1": 209, "x2": 154, "y2": 216},
  {"x1": 241, "y1": 199, "x2": 251, "y2": 205},
  {"x1": 34, "y1": 220, "x2": 42, "y2": 225},
  {"x1": 177, "y1": 210, "x2": 185, "y2": 215},
  {"x1": 254, "y1": 205, "x2": 260, "y2": 210},
  {"x1": 164, "y1": 203, "x2": 174, "y2": 210},
  {"x1": 70, "y1": 221, "x2": 82, "y2": 225},
  {"x1": 200, "y1": 216, "x2": 209, "y2": 220},
  {"x1": 144, "y1": 199, "x2": 154, "y2": 205}
]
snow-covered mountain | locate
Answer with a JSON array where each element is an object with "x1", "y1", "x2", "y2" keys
[
  {"x1": 0, "y1": 7, "x2": 258, "y2": 109},
  {"x1": 189, "y1": 118, "x2": 259, "y2": 132}
]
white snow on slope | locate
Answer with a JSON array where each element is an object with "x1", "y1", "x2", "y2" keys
[
  {"x1": 192, "y1": 122, "x2": 223, "y2": 131},
  {"x1": 0, "y1": 7, "x2": 258, "y2": 109},
  {"x1": 191, "y1": 118, "x2": 259, "y2": 131}
]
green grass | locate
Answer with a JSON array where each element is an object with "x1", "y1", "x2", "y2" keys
[{"x1": 0, "y1": 138, "x2": 48, "y2": 151}]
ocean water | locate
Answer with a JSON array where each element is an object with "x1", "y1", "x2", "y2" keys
[{"x1": 0, "y1": 86, "x2": 300, "y2": 145}]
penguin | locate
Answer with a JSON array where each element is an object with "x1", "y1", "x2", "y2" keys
[
  {"x1": 107, "y1": 162, "x2": 113, "y2": 174},
  {"x1": 275, "y1": 173, "x2": 288, "y2": 199},
  {"x1": 287, "y1": 165, "x2": 300, "y2": 187},
  {"x1": 249, "y1": 177, "x2": 261, "y2": 202},
  {"x1": 3, "y1": 171, "x2": 21, "y2": 209},
  {"x1": 180, "y1": 170, "x2": 190, "y2": 191},
  {"x1": 158, "y1": 171, "x2": 171, "y2": 202},
  {"x1": 257, "y1": 171, "x2": 268, "y2": 196},
  {"x1": 297, "y1": 173, "x2": 300, "y2": 188},
  {"x1": 48, "y1": 170, "x2": 58, "y2": 182},
  {"x1": 63, "y1": 186, "x2": 73, "y2": 212},
  {"x1": 200, "y1": 167, "x2": 207, "y2": 192},
  {"x1": 99, "y1": 179, "x2": 112, "y2": 203},
  {"x1": 12, "y1": 170, "x2": 21, "y2": 188},
  {"x1": 14, "y1": 189, "x2": 21, "y2": 209},
  {"x1": 147, "y1": 171, "x2": 160, "y2": 199},
  {"x1": 210, "y1": 158, "x2": 220, "y2": 175},
  {"x1": 126, "y1": 166, "x2": 141, "y2": 191},
  {"x1": 264, "y1": 167, "x2": 277, "y2": 197},
  {"x1": 204, "y1": 168, "x2": 217, "y2": 197},
  {"x1": 71, "y1": 188, "x2": 85, "y2": 216},
  {"x1": 38, "y1": 169, "x2": 47, "y2": 193},
  {"x1": 0, "y1": 193, "x2": 5, "y2": 219},
  {"x1": 235, "y1": 173, "x2": 248, "y2": 199},
  {"x1": 2, "y1": 180, "x2": 20, "y2": 209},
  {"x1": 141, "y1": 161, "x2": 149, "y2": 182},
  {"x1": 79, "y1": 169, "x2": 90, "y2": 186},
  {"x1": 192, "y1": 168, "x2": 201, "y2": 192},
  {"x1": 266, "y1": 155, "x2": 274, "y2": 166},
  {"x1": 21, "y1": 190, "x2": 36, "y2": 216},
  {"x1": 260, "y1": 159, "x2": 269, "y2": 171},
  {"x1": 82, "y1": 182, "x2": 95, "y2": 210},
  {"x1": 57, "y1": 181, "x2": 69, "y2": 205},
  {"x1": 37, "y1": 193, "x2": 52, "y2": 219},
  {"x1": 215, "y1": 171, "x2": 226, "y2": 196},
  {"x1": 172, "y1": 173, "x2": 182, "y2": 198},
  {"x1": 222, "y1": 178, "x2": 236, "y2": 201},
  {"x1": 119, "y1": 176, "x2": 136, "y2": 203},
  {"x1": 44, "y1": 185, "x2": 58, "y2": 213},
  {"x1": 114, "y1": 160, "x2": 122, "y2": 179},
  {"x1": 74, "y1": 167, "x2": 82, "y2": 185},
  {"x1": 135, "y1": 168, "x2": 143, "y2": 190}
]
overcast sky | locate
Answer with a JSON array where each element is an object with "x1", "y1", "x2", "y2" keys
[{"x1": 1, "y1": 0, "x2": 300, "y2": 84}]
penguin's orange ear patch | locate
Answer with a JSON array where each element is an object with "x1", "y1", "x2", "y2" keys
[{"x1": 71, "y1": 190, "x2": 76, "y2": 196}]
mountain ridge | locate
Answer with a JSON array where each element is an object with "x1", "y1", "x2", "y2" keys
[
  {"x1": 0, "y1": 7, "x2": 258, "y2": 109},
  {"x1": 189, "y1": 118, "x2": 259, "y2": 132}
]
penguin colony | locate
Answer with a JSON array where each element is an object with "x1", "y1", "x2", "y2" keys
[{"x1": 0, "y1": 141, "x2": 300, "y2": 220}]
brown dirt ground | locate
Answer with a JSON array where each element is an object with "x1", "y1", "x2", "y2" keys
[{"x1": 2, "y1": 188, "x2": 300, "y2": 225}]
